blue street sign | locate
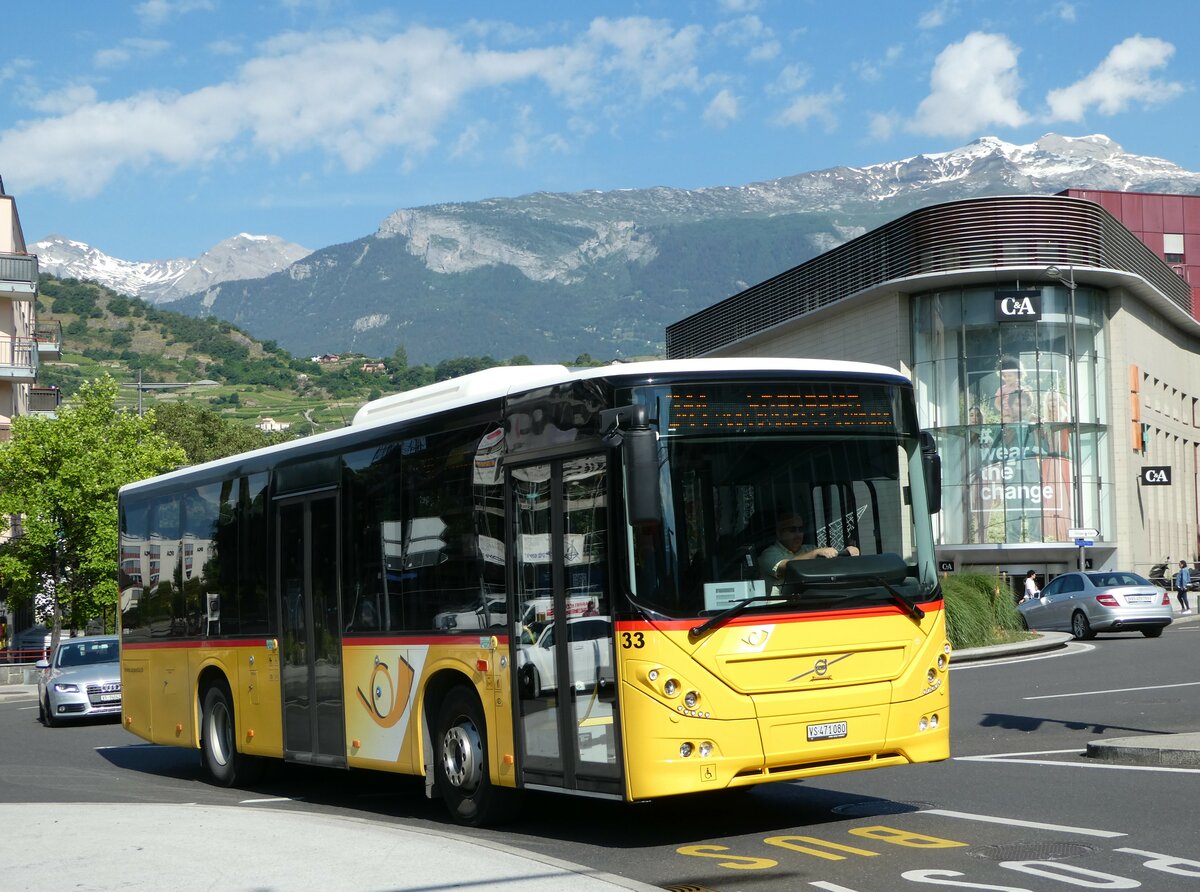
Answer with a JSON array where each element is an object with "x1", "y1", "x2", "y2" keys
[{"x1": 1074, "y1": 538, "x2": 1094, "y2": 547}]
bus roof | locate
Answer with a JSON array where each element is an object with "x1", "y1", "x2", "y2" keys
[{"x1": 120, "y1": 357, "x2": 909, "y2": 495}]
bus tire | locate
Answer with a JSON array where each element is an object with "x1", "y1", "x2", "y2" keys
[
  {"x1": 434, "y1": 685, "x2": 516, "y2": 826},
  {"x1": 201, "y1": 681, "x2": 262, "y2": 787}
]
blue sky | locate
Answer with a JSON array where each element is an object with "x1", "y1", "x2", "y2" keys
[{"x1": 0, "y1": 0, "x2": 1195, "y2": 260}]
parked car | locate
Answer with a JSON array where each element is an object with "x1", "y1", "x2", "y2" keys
[
  {"x1": 1018, "y1": 571, "x2": 1173, "y2": 640},
  {"x1": 36, "y1": 635, "x2": 122, "y2": 726}
]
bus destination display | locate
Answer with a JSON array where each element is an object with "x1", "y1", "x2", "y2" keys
[{"x1": 665, "y1": 384, "x2": 897, "y2": 434}]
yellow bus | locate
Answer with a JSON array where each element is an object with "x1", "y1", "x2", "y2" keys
[{"x1": 118, "y1": 358, "x2": 948, "y2": 825}]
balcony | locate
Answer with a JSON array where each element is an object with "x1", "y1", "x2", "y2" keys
[
  {"x1": 0, "y1": 336, "x2": 37, "y2": 380},
  {"x1": 34, "y1": 320, "x2": 62, "y2": 359},
  {"x1": 0, "y1": 253, "x2": 38, "y2": 299},
  {"x1": 29, "y1": 385, "x2": 61, "y2": 416}
]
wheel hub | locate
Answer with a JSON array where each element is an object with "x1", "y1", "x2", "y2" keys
[{"x1": 442, "y1": 721, "x2": 483, "y2": 792}]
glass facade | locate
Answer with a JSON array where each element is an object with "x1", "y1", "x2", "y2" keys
[{"x1": 912, "y1": 284, "x2": 1110, "y2": 547}]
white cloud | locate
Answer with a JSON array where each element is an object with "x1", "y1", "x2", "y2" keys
[
  {"x1": 1045, "y1": 35, "x2": 1184, "y2": 121},
  {"x1": 774, "y1": 87, "x2": 843, "y2": 131},
  {"x1": 135, "y1": 0, "x2": 215, "y2": 27},
  {"x1": 770, "y1": 63, "x2": 811, "y2": 95},
  {"x1": 918, "y1": 0, "x2": 956, "y2": 29},
  {"x1": 1052, "y1": 2, "x2": 1077, "y2": 23},
  {"x1": 207, "y1": 39, "x2": 243, "y2": 57},
  {"x1": 583, "y1": 17, "x2": 704, "y2": 101},
  {"x1": 718, "y1": 0, "x2": 760, "y2": 11},
  {"x1": 30, "y1": 84, "x2": 99, "y2": 115},
  {"x1": 868, "y1": 111, "x2": 901, "y2": 141},
  {"x1": 94, "y1": 38, "x2": 171, "y2": 69},
  {"x1": 747, "y1": 40, "x2": 780, "y2": 62},
  {"x1": 856, "y1": 45, "x2": 903, "y2": 83},
  {"x1": 703, "y1": 89, "x2": 739, "y2": 128},
  {"x1": 910, "y1": 32, "x2": 1028, "y2": 136},
  {"x1": 0, "y1": 18, "x2": 711, "y2": 197}
]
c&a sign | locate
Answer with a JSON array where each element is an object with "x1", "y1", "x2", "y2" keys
[
  {"x1": 994, "y1": 289, "x2": 1042, "y2": 322},
  {"x1": 1140, "y1": 466, "x2": 1172, "y2": 485}
]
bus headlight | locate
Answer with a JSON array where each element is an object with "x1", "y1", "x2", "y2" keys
[
  {"x1": 680, "y1": 742, "x2": 694, "y2": 758},
  {"x1": 663, "y1": 678, "x2": 680, "y2": 697},
  {"x1": 937, "y1": 654, "x2": 947, "y2": 670},
  {"x1": 648, "y1": 669, "x2": 659, "y2": 682},
  {"x1": 684, "y1": 690, "x2": 699, "y2": 709},
  {"x1": 698, "y1": 741, "x2": 713, "y2": 758},
  {"x1": 919, "y1": 717, "x2": 929, "y2": 732}
]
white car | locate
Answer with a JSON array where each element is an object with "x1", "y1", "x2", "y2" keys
[
  {"x1": 432, "y1": 598, "x2": 507, "y2": 631},
  {"x1": 36, "y1": 635, "x2": 122, "y2": 726},
  {"x1": 1018, "y1": 571, "x2": 1173, "y2": 639},
  {"x1": 517, "y1": 616, "x2": 613, "y2": 697}
]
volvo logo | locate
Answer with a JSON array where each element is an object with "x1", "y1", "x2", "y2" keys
[{"x1": 790, "y1": 652, "x2": 853, "y2": 681}]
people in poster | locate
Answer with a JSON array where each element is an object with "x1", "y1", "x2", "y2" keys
[{"x1": 968, "y1": 355, "x2": 1075, "y2": 544}]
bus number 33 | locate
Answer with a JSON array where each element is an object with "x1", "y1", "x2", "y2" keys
[{"x1": 621, "y1": 631, "x2": 646, "y2": 648}]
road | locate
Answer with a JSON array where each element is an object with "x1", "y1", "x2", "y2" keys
[{"x1": 3, "y1": 621, "x2": 1199, "y2": 891}]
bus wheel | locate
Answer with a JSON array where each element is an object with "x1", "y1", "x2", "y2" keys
[
  {"x1": 435, "y1": 686, "x2": 514, "y2": 826},
  {"x1": 201, "y1": 681, "x2": 262, "y2": 787}
]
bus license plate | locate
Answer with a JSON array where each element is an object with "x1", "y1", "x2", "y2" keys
[{"x1": 807, "y1": 721, "x2": 848, "y2": 741}]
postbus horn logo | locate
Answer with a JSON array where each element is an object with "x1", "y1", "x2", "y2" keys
[{"x1": 356, "y1": 654, "x2": 415, "y2": 728}]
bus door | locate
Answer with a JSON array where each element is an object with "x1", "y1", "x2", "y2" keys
[
  {"x1": 276, "y1": 491, "x2": 346, "y2": 767},
  {"x1": 509, "y1": 454, "x2": 622, "y2": 796}
]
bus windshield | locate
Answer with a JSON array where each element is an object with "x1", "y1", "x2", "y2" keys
[{"x1": 623, "y1": 380, "x2": 939, "y2": 619}]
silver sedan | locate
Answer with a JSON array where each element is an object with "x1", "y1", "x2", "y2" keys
[
  {"x1": 36, "y1": 635, "x2": 122, "y2": 726},
  {"x1": 1018, "y1": 571, "x2": 1173, "y2": 640}
]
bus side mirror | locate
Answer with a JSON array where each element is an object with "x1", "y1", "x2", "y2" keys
[
  {"x1": 920, "y1": 431, "x2": 941, "y2": 515},
  {"x1": 600, "y1": 405, "x2": 662, "y2": 525}
]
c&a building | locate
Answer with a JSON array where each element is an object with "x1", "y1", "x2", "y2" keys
[{"x1": 666, "y1": 191, "x2": 1200, "y2": 586}]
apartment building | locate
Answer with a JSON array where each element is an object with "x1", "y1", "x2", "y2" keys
[{"x1": 1, "y1": 176, "x2": 59, "y2": 643}]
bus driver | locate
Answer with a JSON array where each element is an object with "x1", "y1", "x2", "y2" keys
[{"x1": 758, "y1": 511, "x2": 859, "y2": 589}]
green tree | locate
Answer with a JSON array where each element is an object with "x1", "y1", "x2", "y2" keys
[
  {"x1": 151, "y1": 401, "x2": 292, "y2": 465},
  {"x1": 0, "y1": 377, "x2": 186, "y2": 650}
]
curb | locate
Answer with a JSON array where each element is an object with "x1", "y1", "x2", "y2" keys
[
  {"x1": 951, "y1": 631, "x2": 1073, "y2": 664},
  {"x1": 1087, "y1": 733, "x2": 1200, "y2": 769}
]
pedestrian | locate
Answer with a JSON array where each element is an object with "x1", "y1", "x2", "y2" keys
[
  {"x1": 1021, "y1": 570, "x2": 1040, "y2": 603},
  {"x1": 1175, "y1": 560, "x2": 1192, "y2": 614}
]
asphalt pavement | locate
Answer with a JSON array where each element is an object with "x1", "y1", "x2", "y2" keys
[{"x1": 2, "y1": 605, "x2": 1198, "y2": 891}]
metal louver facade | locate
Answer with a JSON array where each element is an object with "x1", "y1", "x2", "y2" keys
[{"x1": 666, "y1": 194, "x2": 1192, "y2": 359}]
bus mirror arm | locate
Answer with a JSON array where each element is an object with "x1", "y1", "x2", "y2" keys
[
  {"x1": 920, "y1": 431, "x2": 942, "y2": 515},
  {"x1": 599, "y1": 405, "x2": 661, "y2": 525}
]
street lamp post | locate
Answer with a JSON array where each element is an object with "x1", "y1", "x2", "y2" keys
[
  {"x1": 121, "y1": 370, "x2": 218, "y2": 415},
  {"x1": 1046, "y1": 265, "x2": 1086, "y2": 571}
]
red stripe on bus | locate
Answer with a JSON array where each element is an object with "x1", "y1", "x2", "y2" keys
[
  {"x1": 122, "y1": 634, "x2": 511, "y2": 650},
  {"x1": 347, "y1": 635, "x2": 510, "y2": 647},
  {"x1": 121, "y1": 638, "x2": 267, "y2": 650}
]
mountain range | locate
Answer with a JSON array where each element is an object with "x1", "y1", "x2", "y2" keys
[
  {"x1": 35, "y1": 134, "x2": 1200, "y2": 363},
  {"x1": 32, "y1": 232, "x2": 312, "y2": 304}
]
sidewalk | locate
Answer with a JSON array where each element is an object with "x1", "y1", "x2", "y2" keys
[{"x1": 0, "y1": 802, "x2": 660, "y2": 892}]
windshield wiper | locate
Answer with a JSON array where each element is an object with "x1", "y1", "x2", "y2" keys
[
  {"x1": 869, "y1": 576, "x2": 925, "y2": 621},
  {"x1": 689, "y1": 595, "x2": 796, "y2": 639}
]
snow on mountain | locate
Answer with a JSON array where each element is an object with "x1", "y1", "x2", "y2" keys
[
  {"x1": 31, "y1": 233, "x2": 312, "y2": 303},
  {"x1": 374, "y1": 133, "x2": 1200, "y2": 283}
]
